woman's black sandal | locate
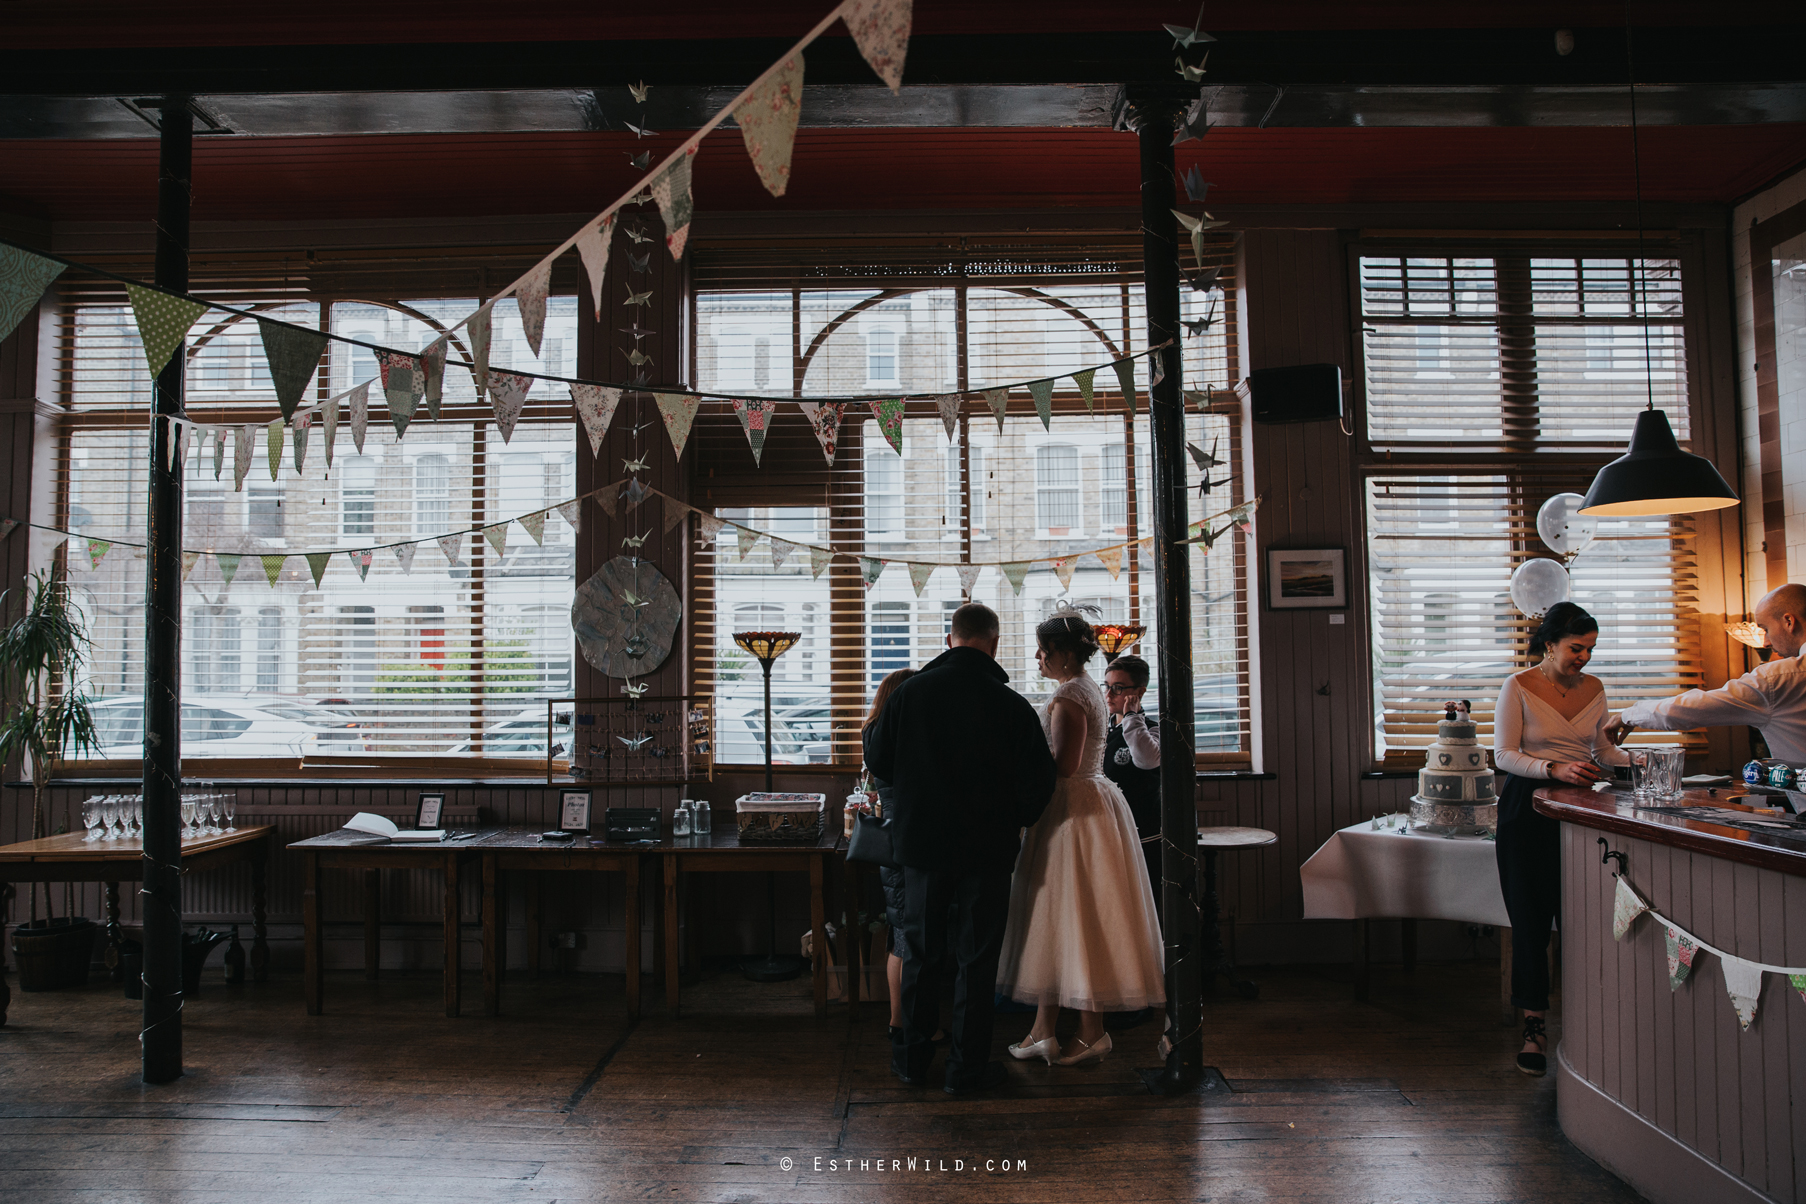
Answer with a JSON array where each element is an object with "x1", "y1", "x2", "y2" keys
[{"x1": 1517, "y1": 1015, "x2": 1548, "y2": 1077}]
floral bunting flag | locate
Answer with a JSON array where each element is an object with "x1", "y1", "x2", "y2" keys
[
  {"x1": 180, "y1": 550, "x2": 200, "y2": 581},
  {"x1": 796, "y1": 400, "x2": 845, "y2": 463},
  {"x1": 520, "y1": 510, "x2": 547, "y2": 546},
  {"x1": 1666, "y1": 925, "x2": 1699, "y2": 990},
  {"x1": 291, "y1": 410, "x2": 311, "y2": 474},
  {"x1": 484, "y1": 523, "x2": 509, "y2": 560},
  {"x1": 234, "y1": 424, "x2": 254, "y2": 490},
  {"x1": 869, "y1": 396, "x2": 905, "y2": 454},
  {"x1": 651, "y1": 145, "x2": 699, "y2": 261},
  {"x1": 261, "y1": 553, "x2": 287, "y2": 587},
  {"x1": 982, "y1": 387, "x2": 1008, "y2": 432},
  {"x1": 348, "y1": 549, "x2": 373, "y2": 582},
  {"x1": 571, "y1": 384, "x2": 622, "y2": 459},
  {"x1": 347, "y1": 381, "x2": 370, "y2": 453},
  {"x1": 1612, "y1": 878, "x2": 1648, "y2": 941},
  {"x1": 654, "y1": 391, "x2": 702, "y2": 460},
  {"x1": 305, "y1": 551, "x2": 332, "y2": 588},
  {"x1": 126, "y1": 283, "x2": 208, "y2": 378},
  {"x1": 266, "y1": 419, "x2": 284, "y2": 481},
  {"x1": 0, "y1": 246, "x2": 65, "y2": 344},
  {"x1": 809, "y1": 544, "x2": 833, "y2": 579},
  {"x1": 955, "y1": 563, "x2": 981, "y2": 595},
  {"x1": 437, "y1": 533, "x2": 464, "y2": 567},
  {"x1": 394, "y1": 542, "x2": 417, "y2": 574},
  {"x1": 768, "y1": 538, "x2": 797, "y2": 570},
  {"x1": 842, "y1": 0, "x2": 912, "y2": 93},
  {"x1": 1096, "y1": 545, "x2": 1123, "y2": 580},
  {"x1": 732, "y1": 397, "x2": 777, "y2": 465},
  {"x1": 515, "y1": 258, "x2": 554, "y2": 358},
  {"x1": 488, "y1": 370, "x2": 532, "y2": 443},
  {"x1": 469, "y1": 304, "x2": 493, "y2": 401},
  {"x1": 1790, "y1": 973, "x2": 1806, "y2": 1006},
  {"x1": 935, "y1": 393, "x2": 962, "y2": 439},
  {"x1": 907, "y1": 561, "x2": 934, "y2": 597},
  {"x1": 734, "y1": 52, "x2": 805, "y2": 197},
  {"x1": 376, "y1": 349, "x2": 424, "y2": 436},
  {"x1": 213, "y1": 428, "x2": 226, "y2": 480},
  {"x1": 1721, "y1": 956, "x2": 1764, "y2": 1030},
  {"x1": 859, "y1": 556, "x2": 885, "y2": 589},
  {"x1": 697, "y1": 513, "x2": 727, "y2": 545},
  {"x1": 1073, "y1": 367, "x2": 1096, "y2": 412},
  {"x1": 575, "y1": 216, "x2": 615, "y2": 320},
  {"x1": 216, "y1": 552, "x2": 243, "y2": 588},
  {"x1": 557, "y1": 500, "x2": 582, "y2": 533},
  {"x1": 420, "y1": 337, "x2": 448, "y2": 421},
  {"x1": 596, "y1": 482, "x2": 621, "y2": 519},
  {"x1": 1001, "y1": 561, "x2": 1031, "y2": 595},
  {"x1": 86, "y1": 537, "x2": 111, "y2": 570},
  {"x1": 1028, "y1": 378, "x2": 1055, "y2": 430},
  {"x1": 661, "y1": 496, "x2": 690, "y2": 535},
  {"x1": 320, "y1": 393, "x2": 338, "y2": 468},
  {"x1": 1051, "y1": 557, "x2": 1074, "y2": 591},
  {"x1": 736, "y1": 524, "x2": 762, "y2": 562},
  {"x1": 1113, "y1": 356, "x2": 1137, "y2": 414},
  {"x1": 257, "y1": 318, "x2": 328, "y2": 421}
]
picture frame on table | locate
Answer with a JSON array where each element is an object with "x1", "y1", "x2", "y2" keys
[
  {"x1": 415, "y1": 793, "x2": 445, "y2": 830},
  {"x1": 559, "y1": 790, "x2": 593, "y2": 834},
  {"x1": 1267, "y1": 547, "x2": 1348, "y2": 610}
]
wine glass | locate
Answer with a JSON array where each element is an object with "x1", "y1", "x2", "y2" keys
[
  {"x1": 81, "y1": 797, "x2": 102, "y2": 841},
  {"x1": 221, "y1": 795, "x2": 237, "y2": 832},
  {"x1": 180, "y1": 796, "x2": 196, "y2": 837},
  {"x1": 100, "y1": 797, "x2": 119, "y2": 839},
  {"x1": 204, "y1": 797, "x2": 221, "y2": 834}
]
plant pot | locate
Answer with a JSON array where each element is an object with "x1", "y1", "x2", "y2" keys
[{"x1": 11, "y1": 917, "x2": 99, "y2": 991}]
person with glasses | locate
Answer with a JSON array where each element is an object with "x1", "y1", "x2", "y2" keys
[{"x1": 1101, "y1": 655, "x2": 1163, "y2": 921}]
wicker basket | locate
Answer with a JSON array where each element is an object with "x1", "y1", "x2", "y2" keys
[
  {"x1": 11, "y1": 917, "x2": 98, "y2": 991},
  {"x1": 736, "y1": 792, "x2": 826, "y2": 843}
]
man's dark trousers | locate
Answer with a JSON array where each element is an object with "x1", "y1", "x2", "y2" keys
[{"x1": 895, "y1": 867, "x2": 1012, "y2": 1086}]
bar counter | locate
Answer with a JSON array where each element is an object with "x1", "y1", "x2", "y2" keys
[{"x1": 1534, "y1": 785, "x2": 1806, "y2": 1204}]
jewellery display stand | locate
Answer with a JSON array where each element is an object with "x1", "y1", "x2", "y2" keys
[{"x1": 544, "y1": 695, "x2": 710, "y2": 787}]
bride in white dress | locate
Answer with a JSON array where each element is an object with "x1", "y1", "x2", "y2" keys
[{"x1": 995, "y1": 611, "x2": 1165, "y2": 1066}]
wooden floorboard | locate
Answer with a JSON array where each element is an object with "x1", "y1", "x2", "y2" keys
[{"x1": 0, "y1": 961, "x2": 1643, "y2": 1202}]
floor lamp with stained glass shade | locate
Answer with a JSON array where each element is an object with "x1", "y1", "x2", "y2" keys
[
  {"x1": 730, "y1": 630, "x2": 809, "y2": 983},
  {"x1": 1094, "y1": 624, "x2": 1147, "y2": 665}
]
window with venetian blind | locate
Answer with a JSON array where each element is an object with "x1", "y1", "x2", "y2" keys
[
  {"x1": 1358, "y1": 250, "x2": 1703, "y2": 765},
  {"x1": 45, "y1": 253, "x2": 581, "y2": 766},
  {"x1": 687, "y1": 233, "x2": 1252, "y2": 767}
]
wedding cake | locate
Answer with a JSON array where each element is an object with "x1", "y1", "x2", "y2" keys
[{"x1": 1409, "y1": 702, "x2": 1498, "y2": 835}]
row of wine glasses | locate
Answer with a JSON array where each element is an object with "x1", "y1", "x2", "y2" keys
[{"x1": 80, "y1": 792, "x2": 238, "y2": 841}]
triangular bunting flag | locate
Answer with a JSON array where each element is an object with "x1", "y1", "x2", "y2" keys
[
  {"x1": 859, "y1": 556, "x2": 885, "y2": 589},
  {"x1": 257, "y1": 318, "x2": 328, "y2": 421},
  {"x1": 935, "y1": 393, "x2": 961, "y2": 439},
  {"x1": 735, "y1": 524, "x2": 761, "y2": 562},
  {"x1": 1096, "y1": 545, "x2": 1123, "y2": 580},
  {"x1": 126, "y1": 283, "x2": 208, "y2": 378},
  {"x1": 377, "y1": 350, "x2": 423, "y2": 437},
  {"x1": 438, "y1": 534, "x2": 464, "y2": 566},
  {"x1": 660, "y1": 496, "x2": 690, "y2": 536},
  {"x1": 869, "y1": 396, "x2": 905, "y2": 454},
  {"x1": 796, "y1": 400, "x2": 845, "y2": 464},
  {"x1": 261, "y1": 553, "x2": 287, "y2": 587},
  {"x1": 85, "y1": 538, "x2": 111, "y2": 570},
  {"x1": 1073, "y1": 367, "x2": 1096, "y2": 412},
  {"x1": 320, "y1": 392, "x2": 338, "y2": 469},
  {"x1": 622, "y1": 478, "x2": 650, "y2": 509},
  {"x1": 484, "y1": 523, "x2": 509, "y2": 559},
  {"x1": 520, "y1": 511, "x2": 547, "y2": 546},
  {"x1": 305, "y1": 551, "x2": 332, "y2": 588},
  {"x1": 651, "y1": 145, "x2": 699, "y2": 261},
  {"x1": 575, "y1": 216, "x2": 615, "y2": 321},
  {"x1": 654, "y1": 392, "x2": 701, "y2": 460},
  {"x1": 216, "y1": 552, "x2": 242, "y2": 588},
  {"x1": 1028, "y1": 378, "x2": 1055, "y2": 430},
  {"x1": 809, "y1": 544, "x2": 833, "y2": 579},
  {"x1": 697, "y1": 513, "x2": 727, "y2": 545},
  {"x1": 1665, "y1": 925, "x2": 1699, "y2": 990},
  {"x1": 1149, "y1": 346, "x2": 1166, "y2": 389},
  {"x1": 982, "y1": 387, "x2": 1008, "y2": 432},
  {"x1": 907, "y1": 561, "x2": 934, "y2": 597},
  {"x1": 1051, "y1": 558, "x2": 1074, "y2": 591},
  {"x1": 1113, "y1": 356, "x2": 1137, "y2": 414},
  {"x1": 732, "y1": 397, "x2": 776, "y2": 464},
  {"x1": 1002, "y1": 561, "x2": 1031, "y2": 595},
  {"x1": 394, "y1": 542, "x2": 417, "y2": 574},
  {"x1": 0, "y1": 246, "x2": 65, "y2": 344},
  {"x1": 170, "y1": 422, "x2": 189, "y2": 474},
  {"x1": 469, "y1": 304, "x2": 493, "y2": 402},
  {"x1": 420, "y1": 336, "x2": 448, "y2": 421},
  {"x1": 596, "y1": 482, "x2": 621, "y2": 518},
  {"x1": 514, "y1": 258, "x2": 554, "y2": 359},
  {"x1": 488, "y1": 369, "x2": 531, "y2": 443},
  {"x1": 1721, "y1": 956, "x2": 1764, "y2": 1030},
  {"x1": 0, "y1": 518, "x2": 15, "y2": 542},
  {"x1": 291, "y1": 410, "x2": 311, "y2": 474},
  {"x1": 1612, "y1": 878, "x2": 1648, "y2": 941},
  {"x1": 557, "y1": 500, "x2": 582, "y2": 533},
  {"x1": 180, "y1": 550, "x2": 200, "y2": 580},
  {"x1": 347, "y1": 382, "x2": 370, "y2": 454},
  {"x1": 735, "y1": 52, "x2": 805, "y2": 197},
  {"x1": 1791, "y1": 973, "x2": 1806, "y2": 1007},
  {"x1": 842, "y1": 0, "x2": 912, "y2": 93},
  {"x1": 571, "y1": 384, "x2": 622, "y2": 459},
  {"x1": 348, "y1": 549, "x2": 373, "y2": 581},
  {"x1": 266, "y1": 419, "x2": 284, "y2": 481},
  {"x1": 768, "y1": 538, "x2": 797, "y2": 570},
  {"x1": 213, "y1": 428, "x2": 225, "y2": 480},
  {"x1": 234, "y1": 425, "x2": 254, "y2": 490}
]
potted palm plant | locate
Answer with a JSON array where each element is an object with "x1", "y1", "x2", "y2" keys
[{"x1": 0, "y1": 568, "x2": 102, "y2": 989}]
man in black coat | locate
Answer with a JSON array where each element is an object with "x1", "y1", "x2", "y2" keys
[{"x1": 863, "y1": 601, "x2": 1056, "y2": 1094}]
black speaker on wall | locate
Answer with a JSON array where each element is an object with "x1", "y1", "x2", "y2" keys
[{"x1": 1247, "y1": 363, "x2": 1343, "y2": 425}]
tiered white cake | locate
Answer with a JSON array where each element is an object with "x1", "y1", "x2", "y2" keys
[{"x1": 1410, "y1": 705, "x2": 1498, "y2": 835}]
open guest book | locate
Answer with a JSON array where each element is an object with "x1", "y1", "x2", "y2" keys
[{"x1": 344, "y1": 812, "x2": 445, "y2": 843}]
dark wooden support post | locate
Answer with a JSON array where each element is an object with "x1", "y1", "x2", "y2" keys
[
  {"x1": 141, "y1": 95, "x2": 192, "y2": 1086},
  {"x1": 1121, "y1": 86, "x2": 1202, "y2": 1093}
]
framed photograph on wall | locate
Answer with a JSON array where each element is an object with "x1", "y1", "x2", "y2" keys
[
  {"x1": 415, "y1": 793, "x2": 445, "y2": 830},
  {"x1": 559, "y1": 790, "x2": 593, "y2": 833},
  {"x1": 1267, "y1": 547, "x2": 1348, "y2": 610}
]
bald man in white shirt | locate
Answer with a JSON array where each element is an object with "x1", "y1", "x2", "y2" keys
[{"x1": 1605, "y1": 583, "x2": 1806, "y2": 763}]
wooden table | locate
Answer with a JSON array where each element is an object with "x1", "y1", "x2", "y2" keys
[
  {"x1": 659, "y1": 827, "x2": 839, "y2": 1019},
  {"x1": 470, "y1": 828, "x2": 642, "y2": 1020},
  {"x1": 0, "y1": 826, "x2": 274, "y2": 1026},
  {"x1": 288, "y1": 831, "x2": 485, "y2": 1018}
]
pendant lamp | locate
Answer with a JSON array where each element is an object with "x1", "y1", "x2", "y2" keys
[{"x1": 1576, "y1": 407, "x2": 1738, "y2": 517}]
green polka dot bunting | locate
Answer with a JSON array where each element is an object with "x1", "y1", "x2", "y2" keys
[
  {"x1": 0, "y1": 246, "x2": 64, "y2": 344},
  {"x1": 126, "y1": 283, "x2": 209, "y2": 378}
]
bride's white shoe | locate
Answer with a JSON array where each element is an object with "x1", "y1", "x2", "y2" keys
[
  {"x1": 1008, "y1": 1036, "x2": 1059, "y2": 1064},
  {"x1": 1053, "y1": 1032, "x2": 1112, "y2": 1066}
]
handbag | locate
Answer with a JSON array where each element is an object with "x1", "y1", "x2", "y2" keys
[{"x1": 846, "y1": 811, "x2": 899, "y2": 868}]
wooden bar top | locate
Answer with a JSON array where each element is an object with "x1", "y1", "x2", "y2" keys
[
  {"x1": 1533, "y1": 785, "x2": 1806, "y2": 877},
  {"x1": 0, "y1": 825, "x2": 273, "y2": 863}
]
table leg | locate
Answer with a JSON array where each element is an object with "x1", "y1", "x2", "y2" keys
[
  {"x1": 483, "y1": 854, "x2": 500, "y2": 1017},
  {"x1": 1401, "y1": 918, "x2": 1417, "y2": 973},
  {"x1": 303, "y1": 852, "x2": 322, "y2": 1015},
  {"x1": 810, "y1": 854, "x2": 827, "y2": 1020},
  {"x1": 624, "y1": 857, "x2": 641, "y2": 1021},
  {"x1": 1500, "y1": 927, "x2": 1515, "y2": 1025},
  {"x1": 664, "y1": 854, "x2": 680, "y2": 1017},
  {"x1": 842, "y1": 853, "x2": 861, "y2": 1017},
  {"x1": 444, "y1": 853, "x2": 461, "y2": 1018},
  {"x1": 526, "y1": 873, "x2": 541, "y2": 978},
  {"x1": 250, "y1": 846, "x2": 270, "y2": 983},
  {"x1": 364, "y1": 869, "x2": 382, "y2": 981},
  {"x1": 0, "y1": 886, "x2": 11, "y2": 1027},
  {"x1": 1354, "y1": 918, "x2": 1370, "y2": 1003},
  {"x1": 104, "y1": 881, "x2": 124, "y2": 980}
]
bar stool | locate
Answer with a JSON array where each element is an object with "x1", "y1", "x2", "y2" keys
[{"x1": 1197, "y1": 827, "x2": 1276, "y2": 999}]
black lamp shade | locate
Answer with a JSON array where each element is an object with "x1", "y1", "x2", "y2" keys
[{"x1": 1577, "y1": 408, "x2": 1739, "y2": 517}]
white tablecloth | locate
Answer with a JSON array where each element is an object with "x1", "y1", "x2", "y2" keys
[{"x1": 1300, "y1": 819, "x2": 1511, "y2": 928}]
